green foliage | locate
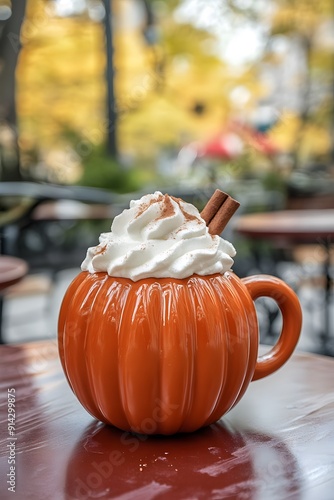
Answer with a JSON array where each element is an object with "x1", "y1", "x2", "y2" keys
[
  {"x1": 227, "y1": 152, "x2": 254, "y2": 179},
  {"x1": 78, "y1": 146, "x2": 145, "y2": 194},
  {"x1": 163, "y1": 23, "x2": 221, "y2": 65},
  {"x1": 261, "y1": 170, "x2": 287, "y2": 194}
]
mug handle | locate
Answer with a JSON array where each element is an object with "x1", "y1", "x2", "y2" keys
[{"x1": 242, "y1": 275, "x2": 302, "y2": 381}]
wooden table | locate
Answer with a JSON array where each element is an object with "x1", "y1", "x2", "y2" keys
[
  {"x1": 0, "y1": 256, "x2": 28, "y2": 292},
  {"x1": 0, "y1": 340, "x2": 333, "y2": 499},
  {"x1": 0, "y1": 181, "x2": 118, "y2": 257},
  {"x1": 235, "y1": 209, "x2": 334, "y2": 353},
  {"x1": 0, "y1": 256, "x2": 28, "y2": 344},
  {"x1": 0, "y1": 183, "x2": 118, "y2": 343},
  {"x1": 235, "y1": 209, "x2": 334, "y2": 243}
]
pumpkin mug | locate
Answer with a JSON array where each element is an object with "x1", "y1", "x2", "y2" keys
[
  {"x1": 58, "y1": 271, "x2": 302, "y2": 435},
  {"x1": 58, "y1": 192, "x2": 302, "y2": 435}
]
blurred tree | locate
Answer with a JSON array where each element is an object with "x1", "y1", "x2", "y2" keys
[
  {"x1": 14, "y1": 0, "x2": 267, "y2": 183},
  {"x1": 224, "y1": 0, "x2": 334, "y2": 169},
  {"x1": 117, "y1": 1, "x2": 263, "y2": 155},
  {"x1": 0, "y1": 0, "x2": 27, "y2": 180},
  {"x1": 268, "y1": 0, "x2": 334, "y2": 168}
]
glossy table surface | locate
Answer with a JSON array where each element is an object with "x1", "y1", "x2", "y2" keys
[
  {"x1": 235, "y1": 209, "x2": 334, "y2": 242},
  {"x1": 0, "y1": 340, "x2": 333, "y2": 500}
]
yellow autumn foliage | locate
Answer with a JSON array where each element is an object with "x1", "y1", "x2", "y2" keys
[
  {"x1": 14, "y1": 0, "x2": 333, "y2": 180},
  {"x1": 16, "y1": 0, "x2": 265, "y2": 159}
]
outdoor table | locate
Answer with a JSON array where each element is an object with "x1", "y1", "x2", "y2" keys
[
  {"x1": 235, "y1": 209, "x2": 334, "y2": 354},
  {"x1": 234, "y1": 209, "x2": 334, "y2": 242},
  {"x1": 0, "y1": 181, "x2": 118, "y2": 254},
  {"x1": 0, "y1": 183, "x2": 118, "y2": 342},
  {"x1": 0, "y1": 181, "x2": 117, "y2": 206},
  {"x1": 0, "y1": 340, "x2": 333, "y2": 499},
  {"x1": 0, "y1": 256, "x2": 28, "y2": 344},
  {"x1": 0, "y1": 256, "x2": 28, "y2": 292}
]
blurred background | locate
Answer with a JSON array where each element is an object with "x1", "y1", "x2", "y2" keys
[{"x1": 0, "y1": 0, "x2": 333, "y2": 352}]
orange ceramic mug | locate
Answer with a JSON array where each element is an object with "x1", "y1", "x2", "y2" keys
[{"x1": 58, "y1": 270, "x2": 302, "y2": 435}]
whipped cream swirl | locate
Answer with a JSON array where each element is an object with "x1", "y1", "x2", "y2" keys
[{"x1": 81, "y1": 192, "x2": 236, "y2": 281}]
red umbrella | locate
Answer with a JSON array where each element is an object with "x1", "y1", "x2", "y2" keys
[
  {"x1": 230, "y1": 122, "x2": 280, "y2": 156},
  {"x1": 246, "y1": 130, "x2": 280, "y2": 156},
  {"x1": 198, "y1": 132, "x2": 244, "y2": 160}
]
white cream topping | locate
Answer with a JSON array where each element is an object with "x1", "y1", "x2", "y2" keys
[{"x1": 81, "y1": 191, "x2": 236, "y2": 281}]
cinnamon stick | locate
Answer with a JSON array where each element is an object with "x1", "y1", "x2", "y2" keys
[
  {"x1": 200, "y1": 189, "x2": 240, "y2": 235},
  {"x1": 200, "y1": 189, "x2": 228, "y2": 225}
]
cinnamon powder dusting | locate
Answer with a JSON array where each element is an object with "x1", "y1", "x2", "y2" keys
[
  {"x1": 135, "y1": 193, "x2": 164, "y2": 218},
  {"x1": 170, "y1": 196, "x2": 200, "y2": 223},
  {"x1": 160, "y1": 194, "x2": 175, "y2": 219},
  {"x1": 135, "y1": 193, "x2": 202, "y2": 223},
  {"x1": 95, "y1": 244, "x2": 107, "y2": 255}
]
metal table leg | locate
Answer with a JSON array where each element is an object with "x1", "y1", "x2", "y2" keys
[{"x1": 322, "y1": 238, "x2": 333, "y2": 354}]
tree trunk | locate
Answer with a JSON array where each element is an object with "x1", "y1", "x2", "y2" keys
[
  {"x1": 0, "y1": 0, "x2": 27, "y2": 181},
  {"x1": 102, "y1": 0, "x2": 118, "y2": 159},
  {"x1": 290, "y1": 35, "x2": 312, "y2": 170}
]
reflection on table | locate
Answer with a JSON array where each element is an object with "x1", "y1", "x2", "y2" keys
[{"x1": 0, "y1": 340, "x2": 333, "y2": 499}]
